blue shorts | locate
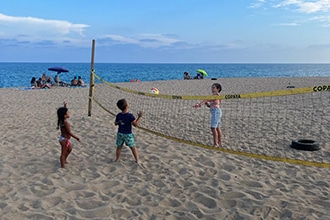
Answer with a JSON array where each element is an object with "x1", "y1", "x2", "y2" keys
[
  {"x1": 210, "y1": 108, "x2": 222, "y2": 128},
  {"x1": 116, "y1": 132, "x2": 135, "y2": 148}
]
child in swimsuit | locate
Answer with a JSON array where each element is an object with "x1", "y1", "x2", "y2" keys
[
  {"x1": 115, "y1": 99, "x2": 143, "y2": 164},
  {"x1": 193, "y1": 83, "x2": 223, "y2": 148},
  {"x1": 57, "y1": 102, "x2": 80, "y2": 168}
]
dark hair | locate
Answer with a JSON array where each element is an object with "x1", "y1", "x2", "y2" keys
[
  {"x1": 212, "y1": 83, "x2": 222, "y2": 92},
  {"x1": 117, "y1": 99, "x2": 127, "y2": 111},
  {"x1": 31, "y1": 77, "x2": 36, "y2": 83},
  {"x1": 57, "y1": 107, "x2": 68, "y2": 129},
  {"x1": 36, "y1": 78, "x2": 42, "y2": 87}
]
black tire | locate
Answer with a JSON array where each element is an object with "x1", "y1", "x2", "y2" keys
[{"x1": 291, "y1": 139, "x2": 320, "y2": 151}]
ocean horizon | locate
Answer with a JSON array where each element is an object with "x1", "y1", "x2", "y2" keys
[{"x1": 0, "y1": 62, "x2": 329, "y2": 88}]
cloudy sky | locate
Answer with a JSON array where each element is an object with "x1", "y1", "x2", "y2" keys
[{"x1": 1, "y1": 0, "x2": 330, "y2": 63}]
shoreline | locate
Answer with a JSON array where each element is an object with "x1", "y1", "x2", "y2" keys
[{"x1": 1, "y1": 75, "x2": 329, "y2": 90}]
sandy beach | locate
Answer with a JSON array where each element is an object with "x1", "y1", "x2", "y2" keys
[{"x1": 1, "y1": 77, "x2": 330, "y2": 219}]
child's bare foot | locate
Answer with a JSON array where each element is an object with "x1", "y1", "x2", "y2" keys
[
  {"x1": 136, "y1": 160, "x2": 146, "y2": 168},
  {"x1": 214, "y1": 144, "x2": 219, "y2": 148}
]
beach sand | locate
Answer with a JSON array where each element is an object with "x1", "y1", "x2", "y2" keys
[{"x1": 1, "y1": 77, "x2": 330, "y2": 219}]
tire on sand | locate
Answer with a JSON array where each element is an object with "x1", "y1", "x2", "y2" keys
[{"x1": 291, "y1": 139, "x2": 320, "y2": 151}]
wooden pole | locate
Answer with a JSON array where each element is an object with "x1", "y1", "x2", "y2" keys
[{"x1": 88, "y1": 39, "x2": 95, "y2": 116}]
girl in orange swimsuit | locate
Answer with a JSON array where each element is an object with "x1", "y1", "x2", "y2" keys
[{"x1": 57, "y1": 102, "x2": 81, "y2": 168}]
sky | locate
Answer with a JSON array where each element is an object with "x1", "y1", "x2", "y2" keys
[{"x1": 1, "y1": 0, "x2": 330, "y2": 63}]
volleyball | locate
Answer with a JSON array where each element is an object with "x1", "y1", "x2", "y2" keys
[{"x1": 149, "y1": 87, "x2": 159, "y2": 94}]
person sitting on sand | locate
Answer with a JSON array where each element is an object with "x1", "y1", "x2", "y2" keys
[
  {"x1": 194, "y1": 73, "x2": 202, "y2": 79},
  {"x1": 37, "y1": 78, "x2": 52, "y2": 89},
  {"x1": 184, "y1": 71, "x2": 191, "y2": 80},
  {"x1": 41, "y1": 73, "x2": 48, "y2": 84},
  {"x1": 46, "y1": 76, "x2": 53, "y2": 85},
  {"x1": 55, "y1": 74, "x2": 60, "y2": 84},
  {"x1": 31, "y1": 77, "x2": 38, "y2": 88},
  {"x1": 77, "y1": 76, "x2": 85, "y2": 86},
  {"x1": 34, "y1": 77, "x2": 51, "y2": 89},
  {"x1": 71, "y1": 76, "x2": 78, "y2": 86},
  {"x1": 55, "y1": 74, "x2": 69, "y2": 87}
]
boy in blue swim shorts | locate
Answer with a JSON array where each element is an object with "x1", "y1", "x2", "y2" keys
[{"x1": 115, "y1": 98, "x2": 143, "y2": 163}]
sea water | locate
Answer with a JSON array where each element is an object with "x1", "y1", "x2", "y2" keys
[{"x1": 0, "y1": 62, "x2": 329, "y2": 88}]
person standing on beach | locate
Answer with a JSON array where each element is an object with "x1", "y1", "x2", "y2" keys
[
  {"x1": 57, "y1": 102, "x2": 81, "y2": 168},
  {"x1": 115, "y1": 99, "x2": 143, "y2": 164},
  {"x1": 193, "y1": 83, "x2": 223, "y2": 147}
]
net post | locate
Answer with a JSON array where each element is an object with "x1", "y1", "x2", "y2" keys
[{"x1": 88, "y1": 39, "x2": 95, "y2": 116}]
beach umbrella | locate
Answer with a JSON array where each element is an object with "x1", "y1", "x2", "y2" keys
[
  {"x1": 196, "y1": 69, "x2": 208, "y2": 76},
  {"x1": 48, "y1": 67, "x2": 69, "y2": 74}
]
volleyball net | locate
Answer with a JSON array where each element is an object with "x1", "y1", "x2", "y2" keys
[{"x1": 90, "y1": 72, "x2": 330, "y2": 168}]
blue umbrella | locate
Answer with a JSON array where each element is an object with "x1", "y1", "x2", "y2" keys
[{"x1": 48, "y1": 67, "x2": 69, "y2": 74}]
